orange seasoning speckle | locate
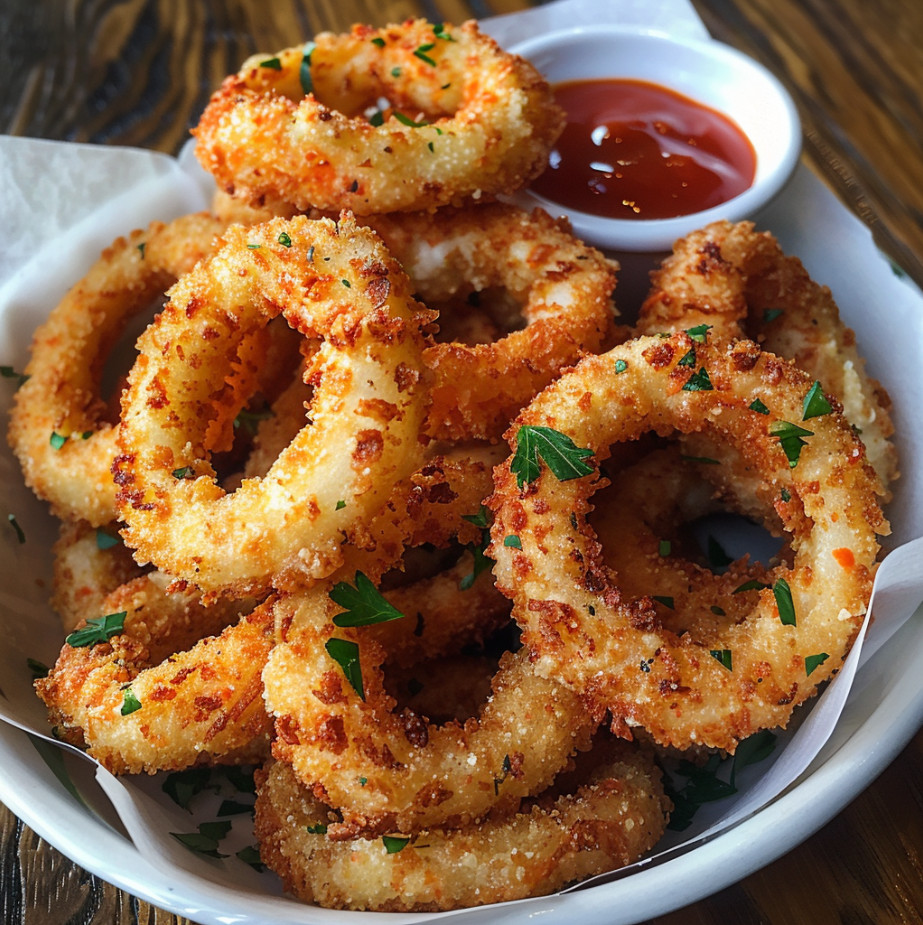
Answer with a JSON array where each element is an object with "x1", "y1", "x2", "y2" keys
[{"x1": 832, "y1": 547, "x2": 855, "y2": 570}]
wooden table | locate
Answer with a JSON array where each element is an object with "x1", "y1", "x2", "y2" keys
[{"x1": 1, "y1": 1, "x2": 921, "y2": 922}]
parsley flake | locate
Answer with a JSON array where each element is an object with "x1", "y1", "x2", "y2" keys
[
  {"x1": 769, "y1": 420, "x2": 813, "y2": 468},
  {"x1": 371, "y1": 36, "x2": 386, "y2": 47},
  {"x1": 331, "y1": 572, "x2": 404, "y2": 627},
  {"x1": 773, "y1": 577, "x2": 796, "y2": 625},
  {"x1": 732, "y1": 579, "x2": 769, "y2": 594},
  {"x1": 503, "y1": 535, "x2": 522, "y2": 549},
  {"x1": 341, "y1": 278, "x2": 351, "y2": 288},
  {"x1": 8, "y1": 513, "x2": 25, "y2": 544},
  {"x1": 172, "y1": 466, "x2": 193, "y2": 479},
  {"x1": 382, "y1": 835, "x2": 410, "y2": 854},
  {"x1": 763, "y1": 308, "x2": 784, "y2": 324},
  {"x1": 335, "y1": 499, "x2": 346, "y2": 510},
  {"x1": 780, "y1": 487, "x2": 792, "y2": 502},
  {"x1": 121, "y1": 687, "x2": 142, "y2": 716},
  {"x1": 711, "y1": 605, "x2": 726, "y2": 615},
  {"x1": 652, "y1": 595, "x2": 675, "y2": 609},
  {"x1": 0, "y1": 365, "x2": 29, "y2": 386},
  {"x1": 459, "y1": 505, "x2": 492, "y2": 590},
  {"x1": 306, "y1": 822, "x2": 328, "y2": 834},
  {"x1": 369, "y1": 109, "x2": 385, "y2": 126},
  {"x1": 236, "y1": 845, "x2": 264, "y2": 871},
  {"x1": 49, "y1": 432, "x2": 67, "y2": 450},
  {"x1": 414, "y1": 43, "x2": 437, "y2": 66},
  {"x1": 492, "y1": 754, "x2": 512, "y2": 794},
  {"x1": 749, "y1": 397, "x2": 770, "y2": 415},
  {"x1": 805, "y1": 652, "x2": 829, "y2": 676},
  {"x1": 162, "y1": 767, "x2": 213, "y2": 809},
  {"x1": 802, "y1": 380, "x2": 833, "y2": 420},
  {"x1": 682, "y1": 366, "x2": 714, "y2": 392},
  {"x1": 300, "y1": 42, "x2": 316, "y2": 94},
  {"x1": 685, "y1": 324, "x2": 712, "y2": 343},
  {"x1": 710, "y1": 649, "x2": 733, "y2": 670},
  {"x1": 433, "y1": 23, "x2": 456, "y2": 41},
  {"x1": 325, "y1": 638, "x2": 364, "y2": 699},
  {"x1": 278, "y1": 231, "x2": 293, "y2": 247},
  {"x1": 510, "y1": 425, "x2": 594, "y2": 488},
  {"x1": 614, "y1": 359, "x2": 628, "y2": 374},
  {"x1": 137, "y1": 241, "x2": 146, "y2": 258},
  {"x1": 393, "y1": 111, "x2": 430, "y2": 128},
  {"x1": 246, "y1": 243, "x2": 261, "y2": 250},
  {"x1": 391, "y1": 66, "x2": 402, "y2": 78},
  {"x1": 658, "y1": 539, "x2": 671, "y2": 557},
  {"x1": 171, "y1": 820, "x2": 232, "y2": 858},
  {"x1": 259, "y1": 56, "x2": 282, "y2": 70},
  {"x1": 677, "y1": 348, "x2": 696, "y2": 368},
  {"x1": 65, "y1": 611, "x2": 128, "y2": 648},
  {"x1": 27, "y1": 657, "x2": 49, "y2": 679}
]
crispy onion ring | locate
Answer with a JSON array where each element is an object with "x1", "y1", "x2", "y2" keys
[
  {"x1": 360, "y1": 203, "x2": 618, "y2": 440},
  {"x1": 193, "y1": 20, "x2": 564, "y2": 214},
  {"x1": 113, "y1": 214, "x2": 431, "y2": 598},
  {"x1": 35, "y1": 574, "x2": 270, "y2": 774},
  {"x1": 638, "y1": 220, "x2": 897, "y2": 493},
  {"x1": 489, "y1": 333, "x2": 888, "y2": 752},
  {"x1": 8, "y1": 212, "x2": 231, "y2": 526},
  {"x1": 253, "y1": 743, "x2": 669, "y2": 911}
]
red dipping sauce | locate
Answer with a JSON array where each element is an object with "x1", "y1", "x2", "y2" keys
[{"x1": 531, "y1": 78, "x2": 757, "y2": 220}]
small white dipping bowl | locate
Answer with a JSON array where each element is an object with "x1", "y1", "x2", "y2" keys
[{"x1": 510, "y1": 27, "x2": 802, "y2": 253}]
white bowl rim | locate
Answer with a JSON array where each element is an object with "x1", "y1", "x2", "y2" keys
[{"x1": 509, "y1": 25, "x2": 803, "y2": 253}]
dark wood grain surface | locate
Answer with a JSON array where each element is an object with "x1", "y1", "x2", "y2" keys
[{"x1": 2, "y1": 1, "x2": 922, "y2": 923}]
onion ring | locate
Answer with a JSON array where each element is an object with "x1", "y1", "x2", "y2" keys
[
  {"x1": 193, "y1": 19, "x2": 564, "y2": 214},
  {"x1": 8, "y1": 212, "x2": 231, "y2": 525},
  {"x1": 638, "y1": 220, "x2": 897, "y2": 493},
  {"x1": 489, "y1": 333, "x2": 888, "y2": 752},
  {"x1": 361, "y1": 203, "x2": 618, "y2": 440},
  {"x1": 113, "y1": 214, "x2": 431, "y2": 598},
  {"x1": 253, "y1": 742, "x2": 669, "y2": 911}
]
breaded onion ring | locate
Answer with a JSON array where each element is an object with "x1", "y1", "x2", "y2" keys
[
  {"x1": 35, "y1": 573, "x2": 270, "y2": 774},
  {"x1": 489, "y1": 333, "x2": 888, "y2": 752},
  {"x1": 193, "y1": 20, "x2": 564, "y2": 214},
  {"x1": 360, "y1": 204, "x2": 618, "y2": 440},
  {"x1": 253, "y1": 744, "x2": 669, "y2": 911},
  {"x1": 8, "y1": 212, "x2": 231, "y2": 526},
  {"x1": 114, "y1": 214, "x2": 430, "y2": 598},
  {"x1": 638, "y1": 220, "x2": 898, "y2": 493}
]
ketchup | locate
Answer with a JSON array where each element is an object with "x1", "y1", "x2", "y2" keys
[{"x1": 531, "y1": 79, "x2": 756, "y2": 220}]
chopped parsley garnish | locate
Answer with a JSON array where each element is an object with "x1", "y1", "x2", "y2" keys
[
  {"x1": 677, "y1": 348, "x2": 696, "y2": 368},
  {"x1": 233, "y1": 407, "x2": 272, "y2": 436},
  {"x1": 652, "y1": 595, "x2": 675, "y2": 609},
  {"x1": 172, "y1": 466, "x2": 193, "y2": 479},
  {"x1": 325, "y1": 637, "x2": 364, "y2": 699},
  {"x1": 65, "y1": 611, "x2": 128, "y2": 648},
  {"x1": 763, "y1": 308, "x2": 784, "y2": 324},
  {"x1": 371, "y1": 36, "x2": 386, "y2": 47},
  {"x1": 773, "y1": 577, "x2": 796, "y2": 625},
  {"x1": 96, "y1": 527, "x2": 121, "y2": 550},
  {"x1": 685, "y1": 323, "x2": 712, "y2": 343},
  {"x1": 300, "y1": 42, "x2": 316, "y2": 94},
  {"x1": 492, "y1": 754, "x2": 512, "y2": 794},
  {"x1": 49, "y1": 432, "x2": 67, "y2": 450},
  {"x1": 658, "y1": 539, "x2": 671, "y2": 557},
  {"x1": 732, "y1": 579, "x2": 769, "y2": 594},
  {"x1": 335, "y1": 499, "x2": 346, "y2": 510},
  {"x1": 162, "y1": 767, "x2": 213, "y2": 810},
  {"x1": 137, "y1": 241, "x2": 146, "y2": 258},
  {"x1": 711, "y1": 605, "x2": 726, "y2": 616},
  {"x1": 749, "y1": 397, "x2": 770, "y2": 415},
  {"x1": 707, "y1": 535, "x2": 732, "y2": 569},
  {"x1": 510, "y1": 425, "x2": 594, "y2": 488},
  {"x1": 331, "y1": 571, "x2": 405, "y2": 627},
  {"x1": 413, "y1": 43, "x2": 437, "y2": 66},
  {"x1": 802, "y1": 380, "x2": 833, "y2": 420},
  {"x1": 382, "y1": 835, "x2": 410, "y2": 853},
  {"x1": 278, "y1": 231, "x2": 293, "y2": 247},
  {"x1": 27, "y1": 657, "x2": 49, "y2": 679},
  {"x1": 780, "y1": 487, "x2": 792, "y2": 502},
  {"x1": 805, "y1": 652, "x2": 829, "y2": 676},
  {"x1": 369, "y1": 109, "x2": 385, "y2": 126},
  {"x1": 0, "y1": 365, "x2": 29, "y2": 386},
  {"x1": 246, "y1": 243, "x2": 260, "y2": 249},
  {"x1": 359, "y1": 776, "x2": 368, "y2": 786},
  {"x1": 8, "y1": 513, "x2": 25, "y2": 544},
  {"x1": 682, "y1": 366, "x2": 713, "y2": 392},
  {"x1": 120, "y1": 688, "x2": 142, "y2": 716},
  {"x1": 710, "y1": 649, "x2": 733, "y2": 670},
  {"x1": 433, "y1": 23, "x2": 456, "y2": 41},
  {"x1": 391, "y1": 66, "x2": 402, "y2": 78},
  {"x1": 236, "y1": 845, "x2": 264, "y2": 871},
  {"x1": 503, "y1": 535, "x2": 522, "y2": 549},
  {"x1": 217, "y1": 798, "x2": 255, "y2": 817},
  {"x1": 393, "y1": 111, "x2": 430, "y2": 128},
  {"x1": 614, "y1": 358, "x2": 628, "y2": 374},
  {"x1": 341, "y1": 278, "x2": 351, "y2": 288},
  {"x1": 171, "y1": 820, "x2": 232, "y2": 858},
  {"x1": 306, "y1": 822, "x2": 328, "y2": 834},
  {"x1": 769, "y1": 420, "x2": 813, "y2": 468},
  {"x1": 460, "y1": 505, "x2": 492, "y2": 590},
  {"x1": 259, "y1": 56, "x2": 282, "y2": 70}
]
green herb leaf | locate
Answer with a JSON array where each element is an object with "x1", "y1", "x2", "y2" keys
[
  {"x1": 306, "y1": 822, "x2": 328, "y2": 835},
  {"x1": 710, "y1": 649, "x2": 733, "y2": 670},
  {"x1": 492, "y1": 754, "x2": 512, "y2": 794},
  {"x1": 413, "y1": 43, "x2": 437, "y2": 66},
  {"x1": 234, "y1": 407, "x2": 272, "y2": 436},
  {"x1": 171, "y1": 820, "x2": 232, "y2": 858},
  {"x1": 658, "y1": 539, "x2": 671, "y2": 557},
  {"x1": 120, "y1": 688, "x2": 142, "y2": 716},
  {"x1": 65, "y1": 611, "x2": 128, "y2": 648},
  {"x1": 278, "y1": 231, "x2": 293, "y2": 247},
  {"x1": 677, "y1": 348, "x2": 696, "y2": 368},
  {"x1": 805, "y1": 652, "x2": 829, "y2": 676},
  {"x1": 432, "y1": 22, "x2": 456, "y2": 41},
  {"x1": 137, "y1": 241, "x2": 146, "y2": 258},
  {"x1": 371, "y1": 36, "x2": 386, "y2": 47},
  {"x1": 685, "y1": 323, "x2": 712, "y2": 343},
  {"x1": 162, "y1": 767, "x2": 213, "y2": 810},
  {"x1": 391, "y1": 66, "x2": 402, "y2": 77},
  {"x1": 27, "y1": 657, "x2": 49, "y2": 679},
  {"x1": 763, "y1": 308, "x2": 784, "y2": 324},
  {"x1": 732, "y1": 579, "x2": 770, "y2": 594},
  {"x1": 50, "y1": 432, "x2": 67, "y2": 450},
  {"x1": 217, "y1": 799, "x2": 255, "y2": 816},
  {"x1": 682, "y1": 366, "x2": 714, "y2": 392},
  {"x1": 773, "y1": 577, "x2": 796, "y2": 625},
  {"x1": 95, "y1": 527, "x2": 121, "y2": 550},
  {"x1": 393, "y1": 111, "x2": 430, "y2": 128},
  {"x1": 781, "y1": 487, "x2": 792, "y2": 502},
  {"x1": 707, "y1": 535, "x2": 732, "y2": 568},
  {"x1": 749, "y1": 397, "x2": 770, "y2": 414},
  {"x1": 331, "y1": 571, "x2": 405, "y2": 627},
  {"x1": 300, "y1": 42, "x2": 316, "y2": 94},
  {"x1": 236, "y1": 845, "x2": 264, "y2": 870},
  {"x1": 769, "y1": 420, "x2": 813, "y2": 468},
  {"x1": 325, "y1": 638, "x2": 364, "y2": 699},
  {"x1": 459, "y1": 507, "x2": 492, "y2": 590},
  {"x1": 802, "y1": 380, "x2": 833, "y2": 420},
  {"x1": 335, "y1": 499, "x2": 346, "y2": 510},
  {"x1": 503, "y1": 535, "x2": 522, "y2": 549},
  {"x1": 246, "y1": 243, "x2": 261, "y2": 249},
  {"x1": 0, "y1": 365, "x2": 29, "y2": 386},
  {"x1": 614, "y1": 358, "x2": 628, "y2": 374},
  {"x1": 510, "y1": 425, "x2": 594, "y2": 488},
  {"x1": 259, "y1": 56, "x2": 282, "y2": 70},
  {"x1": 382, "y1": 835, "x2": 410, "y2": 854},
  {"x1": 652, "y1": 595, "x2": 675, "y2": 609},
  {"x1": 369, "y1": 109, "x2": 385, "y2": 126},
  {"x1": 8, "y1": 513, "x2": 25, "y2": 544},
  {"x1": 711, "y1": 605, "x2": 726, "y2": 616},
  {"x1": 172, "y1": 466, "x2": 192, "y2": 479}
]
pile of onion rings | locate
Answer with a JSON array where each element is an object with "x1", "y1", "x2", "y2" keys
[{"x1": 6, "y1": 14, "x2": 897, "y2": 915}]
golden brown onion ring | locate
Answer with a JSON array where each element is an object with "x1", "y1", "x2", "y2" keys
[
  {"x1": 360, "y1": 204, "x2": 618, "y2": 441},
  {"x1": 8, "y1": 213, "x2": 231, "y2": 525},
  {"x1": 114, "y1": 214, "x2": 431, "y2": 598},
  {"x1": 638, "y1": 220, "x2": 897, "y2": 493},
  {"x1": 489, "y1": 333, "x2": 888, "y2": 752},
  {"x1": 253, "y1": 743, "x2": 669, "y2": 911},
  {"x1": 193, "y1": 20, "x2": 563, "y2": 215}
]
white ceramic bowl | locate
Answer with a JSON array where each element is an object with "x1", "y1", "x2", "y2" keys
[{"x1": 510, "y1": 27, "x2": 802, "y2": 252}]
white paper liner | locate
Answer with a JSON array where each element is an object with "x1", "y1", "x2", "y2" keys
[{"x1": 1, "y1": 0, "x2": 921, "y2": 921}]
